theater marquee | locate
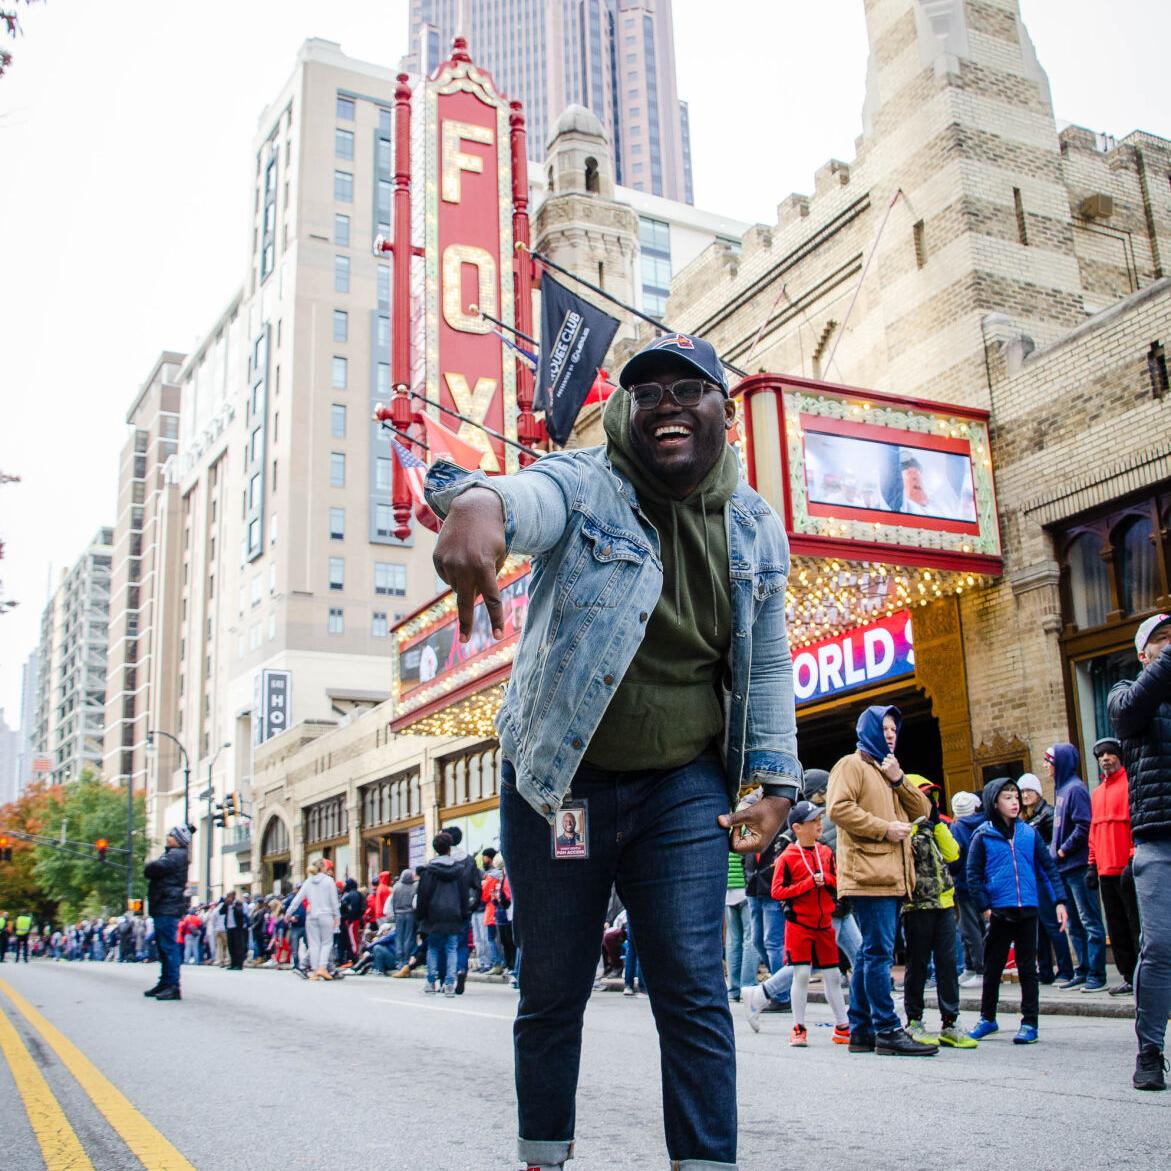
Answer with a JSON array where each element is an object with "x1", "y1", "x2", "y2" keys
[{"x1": 422, "y1": 53, "x2": 518, "y2": 474}]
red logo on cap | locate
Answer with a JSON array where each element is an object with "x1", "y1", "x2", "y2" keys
[{"x1": 651, "y1": 334, "x2": 695, "y2": 350}]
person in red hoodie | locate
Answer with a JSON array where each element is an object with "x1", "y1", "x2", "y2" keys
[
  {"x1": 1089, "y1": 737, "x2": 1142, "y2": 996},
  {"x1": 770, "y1": 801, "x2": 850, "y2": 1047},
  {"x1": 369, "y1": 871, "x2": 392, "y2": 923}
]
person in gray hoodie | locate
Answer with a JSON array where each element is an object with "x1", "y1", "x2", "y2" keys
[
  {"x1": 286, "y1": 862, "x2": 340, "y2": 980},
  {"x1": 390, "y1": 869, "x2": 417, "y2": 969}
]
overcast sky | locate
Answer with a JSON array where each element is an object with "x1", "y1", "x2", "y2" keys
[{"x1": 1, "y1": 0, "x2": 1168, "y2": 719}]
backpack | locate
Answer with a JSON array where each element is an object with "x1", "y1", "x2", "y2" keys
[{"x1": 907, "y1": 825, "x2": 954, "y2": 910}]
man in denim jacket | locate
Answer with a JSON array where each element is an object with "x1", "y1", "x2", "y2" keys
[{"x1": 427, "y1": 333, "x2": 801, "y2": 1171}]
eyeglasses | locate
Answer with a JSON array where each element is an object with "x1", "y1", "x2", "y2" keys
[{"x1": 628, "y1": 378, "x2": 723, "y2": 410}]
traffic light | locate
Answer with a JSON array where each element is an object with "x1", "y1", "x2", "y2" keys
[
  {"x1": 95, "y1": 838, "x2": 108, "y2": 861},
  {"x1": 212, "y1": 801, "x2": 227, "y2": 828},
  {"x1": 127, "y1": 898, "x2": 143, "y2": 914},
  {"x1": 224, "y1": 792, "x2": 240, "y2": 819},
  {"x1": 0, "y1": 836, "x2": 11, "y2": 862}
]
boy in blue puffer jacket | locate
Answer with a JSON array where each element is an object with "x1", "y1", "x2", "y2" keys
[{"x1": 966, "y1": 777, "x2": 1070, "y2": 1044}]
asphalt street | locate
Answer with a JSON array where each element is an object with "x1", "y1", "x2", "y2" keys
[{"x1": 0, "y1": 959, "x2": 1166, "y2": 1170}]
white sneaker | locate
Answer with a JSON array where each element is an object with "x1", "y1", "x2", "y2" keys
[
  {"x1": 744, "y1": 984, "x2": 768, "y2": 1033},
  {"x1": 959, "y1": 971, "x2": 982, "y2": 988}
]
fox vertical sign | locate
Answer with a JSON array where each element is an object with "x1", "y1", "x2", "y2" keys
[{"x1": 423, "y1": 45, "x2": 518, "y2": 474}]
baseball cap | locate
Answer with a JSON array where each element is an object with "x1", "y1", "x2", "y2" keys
[
  {"x1": 786, "y1": 800, "x2": 822, "y2": 829},
  {"x1": 1092, "y1": 737, "x2": 1122, "y2": 758},
  {"x1": 1016, "y1": 773, "x2": 1043, "y2": 797},
  {"x1": 1135, "y1": 613, "x2": 1171, "y2": 654},
  {"x1": 618, "y1": 333, "x2": 729, "y2": 394}
]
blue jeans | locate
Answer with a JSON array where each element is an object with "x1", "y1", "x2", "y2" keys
[
  {"x1": 1063, "y1": 867, "x2": 1107, "y2": 982},
  {"x1": 427, "y1": 931, "x2": 460, "y2": 989},
  {"x1": 1036, "y1": 882, "x2": 1074, "y2": 981},
  {"x1": 1133, "y1": 839, "x2": 1171, "y2": 1053},
  {"x1": 371, "y1": 941, "x2": 397, "y2": 975},
  {"x1": 747, "y1": 896, "x2": 785, "y2": 974},
  {"x1": 154, "y1": 915, "x2": 182, "y2": 989},
  {"x1": 288, "y1": 925, "x2": 305, "y2": 970},
  {"x1": 624, "y1": 921, "x2": 644, "y2": 991},
  {"x1": 183, "y1": 935, "x2": 200, "y2": 965},
  {"x1": 724, "y1": 900, "x2": 758, "y2": 997},
  {"x1": 848, "y1": 896, "x2": 901, "y2": 1036},
  {"x1": 394, "y1": 911, "x2": 415, "y2": 967},
  {"x1": 502, "y1": 753, "x2": 736, "y2": 1170}
]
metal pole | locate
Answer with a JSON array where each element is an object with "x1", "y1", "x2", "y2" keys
[
  {"x1": 205, "y1": 759, "x2": 213, "y2": 902},
  {"x1": 183, "y1": 759, "x2": 191, "y2": 831},
  {"x1": 126, "y1": 775, "x2": 134, "y2": 907}
]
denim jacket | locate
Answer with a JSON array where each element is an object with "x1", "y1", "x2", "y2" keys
[{"x1": 425, "y1": 447, "x2": 802, "y2": 822}]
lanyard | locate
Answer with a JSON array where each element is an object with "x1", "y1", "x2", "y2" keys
[{"x1": 796, "y1": 845, "x2": 824, "y2": 883}]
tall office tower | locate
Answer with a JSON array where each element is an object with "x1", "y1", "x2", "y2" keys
[
  {"x1": 0, "y1": 709, "x2": 19, "y2": 806},
  {"x1": 404, "y1": 0, "x2": 694, "y2": 202},
  {"x1": 33, "y1": 528, "x2": 113, "y2": 785},
  {"x1": 102, "y1": 353, "x2": 186, "y2": 800},
  {"x1": 15, "y1": 650, "x2": 39, "y2": 796},
  {"x1": 157, "y1": 41, "x2": 441, "y2": 890}
]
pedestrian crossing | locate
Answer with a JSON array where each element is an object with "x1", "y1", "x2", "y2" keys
[{"x1": 0, "y1": 977, "x2": 195, "y2": 1170}]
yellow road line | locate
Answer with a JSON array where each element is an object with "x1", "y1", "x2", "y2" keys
[
  {"x1": 0, "y1": 978, "x2": 196, "y2": 1171},
  {"x1": 0, "y1": 999, "x2": 95, "y2": 1170}
]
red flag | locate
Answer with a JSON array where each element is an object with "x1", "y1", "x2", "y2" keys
[{"x1": 421, "y1": 413, "x2": 485, "y2": 470}]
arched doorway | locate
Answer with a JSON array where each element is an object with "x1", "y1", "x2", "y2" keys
[{"x1": 260, "y1": 815, "x2": 292, "y2": 895}]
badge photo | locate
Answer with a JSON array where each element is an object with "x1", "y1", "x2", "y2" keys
[{"x1": 552, "y1": 802, "x2": 589, "y2": 860}]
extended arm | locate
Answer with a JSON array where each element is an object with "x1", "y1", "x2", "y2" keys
[{"x1": 1108, "y1": 652, "x2": 1171, "y2": 739}]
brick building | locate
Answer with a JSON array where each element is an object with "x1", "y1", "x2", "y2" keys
[{"x1": 664, "y1": 0, "x2": 1171, "y2": 787}]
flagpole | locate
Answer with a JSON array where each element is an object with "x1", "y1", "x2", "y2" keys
[
  {"x1": 527, "y1": 246, "x2": 750, "y2": 379},
  {"x1": 406, "y1": 391, "x2": 543, "y2": 460},
  {"x1": 472, "y1": 305, "x2": 539, "y2": 349}
]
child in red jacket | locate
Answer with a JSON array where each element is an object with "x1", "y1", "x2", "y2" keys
[{"x1": 772, "y1": 801, "x2": 850, "y2": 1047}]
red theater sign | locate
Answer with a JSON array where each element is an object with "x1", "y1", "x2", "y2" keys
[{"x1": 422, "y1": 54, "x2": 518, "y2": 474}]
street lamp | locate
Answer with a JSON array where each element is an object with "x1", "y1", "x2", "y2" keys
[
  {"x1": 146, "y1": 730, "x2": 193, "y2": 831},
  {"x1": 205, "y1": 741, "x2": 232, "y2": 901}
]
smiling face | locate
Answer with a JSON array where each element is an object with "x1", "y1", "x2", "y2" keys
[
  {"x1": 626, "y1": 358, "x2": 735, "y2": 496},
  {"x1": 561, "y1": 813, "x2": 576, "y2": 836}
]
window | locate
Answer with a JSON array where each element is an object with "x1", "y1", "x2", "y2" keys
[
  {"x1": 269, "y1": 512, "x2": 278, "y2": 547},
  {"x1": 1067, "y1": 533, "x2": 1111, "y2": 629},
  {"x1": 639, "y1": 216, "x2": 670, "y2": 253},
  {"x1": 328, "y1": 607, "x2": 344, "y2": 634},
  {"x1": 375, "y1": 503, "x2": 394, "y2": 538},
  {"x1": 335, "y1": 128, "x2": 354, "y2": 160},
  {"x1": 378, "y1": 108, "x2": 392, "y2": 133},
  {"x1": 372, "y1": 611, "x2": 389, "y2": 638},
  {"x1": 330, "y1": 452, "x2": 345, "y2": 487},
  {"x1": 377, "y1": 363, "x2": 391, "y2": 396},
  {"x1": 329, "y1": 557, "x2": 345, "y2": 591},
  {"x1": 377, "y1": 137, "x2": 392, "y2": 172},
  {"x1": 251, "y1": 575, "x2": 262, "y2": 606},
  {"x1": 375, "y1": 457, "x2": 392, "y2": 493},
  {"x1": 1118, "y1": 516, "x2": 1158, "y2": 615},
  {"x1": 377, "y1": 265, "x2": 390, "y2": 307},
  {"x1": 334, "y1": 170, "x2": 353, "y2": 203},
  {"x1": 374, "y1": 562, "x2": 407, "y2": 596},
  {"x1": 335, "y1": 255, "x2": 350, "y2": 293},
  {"x1": 377, "y1": 315, "x2": 390, "y2": 349},
  {"x1": 377, "y1": 179, "x2": 392, "y2": 226},
  {"x1": 268, "y1": 612, "x2": 277, "y2": 640},
  {"x1": 333, "y1": 309, "x2": 348, "y2": 342},
  {"x1": 329, "y1": 506, "x2": 345, "y2": 540},
  {"x1": 331, "y1": 356, "x2": 348, "y2": 389},
  {"x1": 334, "y1": 213, "x2": 350, "y2": 246},
  {"x1": 330, "y1": 403, "x2": 346, "y2": 438},
  {"x1": 336, "y1": 95, "x2": 354, "y2": 120}
]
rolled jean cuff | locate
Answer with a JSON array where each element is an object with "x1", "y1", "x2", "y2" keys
[
  {"x1": 518, "y1": 1137, "x2": 574, "y2": 1165},
  {"x1": 670, "y1": 1160, "x2": 739, "y2": 1169}
]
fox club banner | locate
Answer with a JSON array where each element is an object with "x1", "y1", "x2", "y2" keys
[{"x1": 535, "y1": 274, "x2": 620, "y2": 444}]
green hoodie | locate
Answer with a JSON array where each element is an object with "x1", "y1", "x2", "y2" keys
[{"x1": 583, "y1": 390, "x2": 738, "y2": 772}]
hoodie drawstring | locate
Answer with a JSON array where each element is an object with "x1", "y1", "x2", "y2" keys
[{"x1": 702, "y1": 493, "x2": 717, "y2": 639}]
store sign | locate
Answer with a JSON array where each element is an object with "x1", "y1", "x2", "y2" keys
[
  {"x1": 793, "y1": 611, "x2": 914, "y2": 705},
  {"x1": 422, "y1": 54, "x2": 517, "y2": 474},
  {"x1": 252, "y1": 669, "x2": 292, "y2": 746}
]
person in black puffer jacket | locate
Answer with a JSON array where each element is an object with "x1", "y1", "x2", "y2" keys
[
  {"x1": 143, "y1": 826, "x2": 191, "y2": 1000},
  {"x1": 1108, "y1": 613, "x2": 1171, "y2": 1091}
]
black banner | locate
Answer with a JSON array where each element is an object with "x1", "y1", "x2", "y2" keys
[{"x1": 535, "y1": 275, "x2": 620, "y2": 445}]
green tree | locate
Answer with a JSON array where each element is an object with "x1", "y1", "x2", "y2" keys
[
  {"x1": 0, "y1": 781, "x2": 60, "y2": 924},
  {"x1": 33, "y1": 773, "x2": 148, "y2": 923}
]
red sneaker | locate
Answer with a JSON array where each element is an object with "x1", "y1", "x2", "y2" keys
[
  {"x1": 789, "y1": 1024, "x2": 808, "y2": 1047},
  {"x1": 832, "y1": 1024, "x2": 851, "y2": 1045}
]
